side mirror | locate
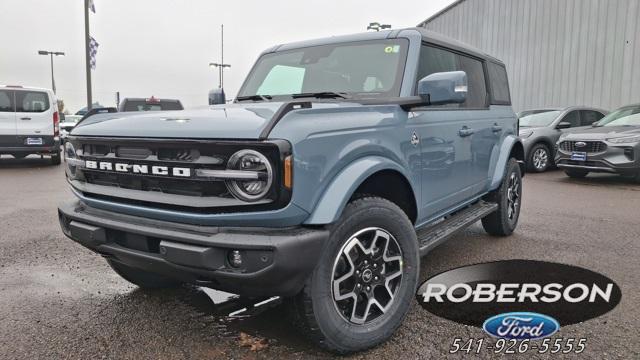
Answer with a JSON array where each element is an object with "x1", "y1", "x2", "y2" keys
[
  {"x1": 209, "y1": 88, "x2": 226, "y2": 105},
  {"x1": 556, "y1": 122, "x2": 571, "y2": 129},
  {"x1": 418, "y1": 71, "x2": 467, "y2": 106}
]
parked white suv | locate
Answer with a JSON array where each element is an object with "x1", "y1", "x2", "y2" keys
[{"x1": 0, "y1": 85, "x2": 61, "y2": 165}]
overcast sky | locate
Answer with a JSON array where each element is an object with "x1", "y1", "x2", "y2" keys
[{"x1": 0, "y1": 0, "x2": 454, "y2": 112}]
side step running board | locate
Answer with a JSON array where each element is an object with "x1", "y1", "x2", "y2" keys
[{"x1": 417, "y1": 201, "x2": 498, "y2": 256}]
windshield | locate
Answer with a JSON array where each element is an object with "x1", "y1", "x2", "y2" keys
[
  {"x1": 519, "y1": 110, "x2": 562, "y2": 127},
  {"x1": 237, "y1": 39, "x2": 408, "y2": 100},
  {"x1": 517, "y1": 109, "x2": 555, "y2": 118},
  {"x1": 598, "y1": 106, "x2": 640, "y2": 127},
  {"x1": 122, "y1": 101, "x2": 183, "y2": 111}
]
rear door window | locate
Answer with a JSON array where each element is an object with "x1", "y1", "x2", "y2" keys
[
  {"x1": 0, "y1": 90, "x2": 13, "y2": 112},
  {"x1": 15, "y1": 91, "x2": 50, "y2": 112},
  {"x1": 580, "y1": 110, "x2": 605, "y2": 126},
  {"x1": 416, "y1": 45, "x2": 488, "y2": 108}
]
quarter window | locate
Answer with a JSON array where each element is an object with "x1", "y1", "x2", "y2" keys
[
  {"x1": 416, "y1": 45, "x2": 488, "y2": 108},
  {"x1": 487, "y1": 62, "x2": 511, "y2": 105}
]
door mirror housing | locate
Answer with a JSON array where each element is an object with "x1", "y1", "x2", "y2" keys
[
  {"x1": 556, "y1": 122, "x2": 571, "y2": 129},
  {"x1": 417, "y1": 71, "x2": 467, "y2": 106},
  {"x1": 209, "y1": 88, "x2": 226, "y2": 105}
]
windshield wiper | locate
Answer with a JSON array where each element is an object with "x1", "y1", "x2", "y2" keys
[
  {"x1": 291, "y1": 92, "x2": 351, "y2": 99},
  {"x1": 236, "y1": 95, "x2": 273, "y2": 102}
]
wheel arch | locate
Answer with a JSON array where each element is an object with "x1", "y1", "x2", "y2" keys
[
  {"x1": 489, "y1": 135, "x2": 525, "y2": 191},
  {"x1": 303, "y1": 156, "x2": 418, "y2": 225}
]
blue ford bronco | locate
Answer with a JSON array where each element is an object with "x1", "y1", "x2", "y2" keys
[{"x1": 58, "y1": 28, "x2": 524, "y2": 353}]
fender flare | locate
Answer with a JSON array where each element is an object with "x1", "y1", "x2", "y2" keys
[
  {"x1": 303, "y1": 156, "x2": 417, "y2": 225},
  {"x1": 489, "y1": 135, "x2": 524, "y2": 191}
]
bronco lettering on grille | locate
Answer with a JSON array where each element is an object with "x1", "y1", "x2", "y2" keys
[{"x1": 84, "y1": 160, "x2": 191, "y2": 177}]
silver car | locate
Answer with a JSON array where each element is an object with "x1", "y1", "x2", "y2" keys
[
  {"x1": 556, "y1": 104, "x2": 640, "y2": 180},
  {"x1": 518, "y1": 107, "x2": 608, "y2": 172}
]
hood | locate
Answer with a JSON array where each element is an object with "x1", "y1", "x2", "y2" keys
[
  {"x1": 562, "y1": 125, "x2": 640, "y2": 140},
  {"x1": 71, "y1": 102, "x2": 286, "y2": 139}
]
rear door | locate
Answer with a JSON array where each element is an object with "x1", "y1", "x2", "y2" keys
[
  {"x1": 0, "y1": 89, "x2": 17, "y2": 147},
  {"x1": 14, "y1": 90, "x2": 53, "y2": 144}
]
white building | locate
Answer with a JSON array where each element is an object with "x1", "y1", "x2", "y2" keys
[{"x1": 419, "y1": 0, "x2": 640, "y2": 112}]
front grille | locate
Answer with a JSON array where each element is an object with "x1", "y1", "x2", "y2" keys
[
  {"x1": 68, "y1": 137, "x2": 291, "y2": 213},
  {"x1": 559, "y1": 141, "x2": 607, "y2": 153}
]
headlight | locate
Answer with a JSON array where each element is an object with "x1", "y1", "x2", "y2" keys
[
  {"x1": 225, "y1": 149, "x2": 273, "y2": 202},
  {"x1": 519, "y1": 130, "x2": 533, "y2": 139},
  {"x1": 606, "y1": 135, "x2": 640, "y2": 144},
  {"x1": 64, "y1": 141, "x2": 76, "y2": 160}
]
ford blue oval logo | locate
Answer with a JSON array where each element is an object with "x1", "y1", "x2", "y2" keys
[{"x1": 483, "y1": 312, "x2": 559, "y2": 340}]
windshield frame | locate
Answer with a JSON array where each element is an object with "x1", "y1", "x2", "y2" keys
[{"x1": 236, "y1": 39, "x2": 410, "y2": 102}]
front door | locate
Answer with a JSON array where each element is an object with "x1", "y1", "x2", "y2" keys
[
  {"x1": 0, "y1": 89, "x2": 17, "y2": 147},
  {"x1": 412, "y1": 44, "x2": 495, "y2": 220}
]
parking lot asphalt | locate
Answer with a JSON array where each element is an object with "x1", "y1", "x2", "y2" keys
[{"x1": 0, "y1": 155, "x2": 638, "y2": 359}]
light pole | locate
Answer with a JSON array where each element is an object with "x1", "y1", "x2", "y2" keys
[
  {"x1": 367, "y1": 22, "x2": 392, "y2": 31},
  {"x1": 209, "y1": 24, "x2": 231, "y2": 88},
  {"x1": 38, "y1": 50, "x2": 65, "y2": 94}
]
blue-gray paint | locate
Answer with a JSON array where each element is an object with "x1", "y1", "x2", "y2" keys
[{"x1": 68, "y1": 28, "x2": 520, "y2": 228}]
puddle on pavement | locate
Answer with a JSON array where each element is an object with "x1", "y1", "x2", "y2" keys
[{"x1": 176, "y1": 286, "x2": 314, "y2": 351}]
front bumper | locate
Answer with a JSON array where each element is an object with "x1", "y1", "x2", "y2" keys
[
  {"x1": 58, "y1": 200, "x2": 329, "y2": 296},
  {"x1": 555, "y1": 142, "x2": 640, "y2": 175}
]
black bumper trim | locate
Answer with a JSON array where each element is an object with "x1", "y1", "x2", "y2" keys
[{"x1": 58, "y1": 200, "x2": 329, "y2": 296}]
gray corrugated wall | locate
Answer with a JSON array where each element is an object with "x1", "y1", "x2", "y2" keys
[{"x1": 421, "y1": 0, "x2": 640, "y2": 112}]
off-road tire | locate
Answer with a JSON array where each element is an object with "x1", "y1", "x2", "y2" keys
[
  {"x1": 527, "y1": 143, "x2": 551, "y2": 172},
  {"x1": 288, "y1": 197, "x2": 419, "y2": 354},
  {"x1": 107, "y1": 260, "x2": 182, "y2": 288},
  {"x1": 482, "y1": 157, "x2": 522, "y2": 236},
  {"x1": 564, "y1": 169, "x2": 589, "y2": 178},
  {"x1": 51, "y1": 153, "x2": 61, "y2": 165}
]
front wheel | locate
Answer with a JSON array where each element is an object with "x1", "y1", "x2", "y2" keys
[
  {"x1": 527, "y1": 143, "x2": 551, "y2": 172},
  {"x1": 482, "y1": 157, "x2": 522, "y2": 236},
  {"x1": 51, "y1": 153, "x2": 61, "y2": 165},
  {"x1": 289, "y1": 197, "x2": 419, "y2": 354}
]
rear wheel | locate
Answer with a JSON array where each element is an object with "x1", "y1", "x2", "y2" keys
[
  {"x1": 482, "y1": 157, "x2": 522, "y2": 236},
  {"x1": 50, "y1": 153, "x2": 61, "y2": 165},
  {"x1": 289, "y1": 197, "x2": 419, "y2": 354},
  {"x1": 107, "y1": 260, "x2": 182, "y2": 288},
  {"x1": 527, "y1": 143, "x2": 551, "y2": 172},
  {"x1": 564, "y1": 169, "x2": 588, "y2": 178}
]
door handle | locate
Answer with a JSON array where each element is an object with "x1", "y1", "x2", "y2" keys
[
  {"x1": 492, "y1": 124, "x2": 503, "y2": 133},
  {"x1": 459, "y1": 127, "x2": 475, "y2": 137},
  {"x1": 20, "y1": 117, "x2": 31, "y2": 120}
]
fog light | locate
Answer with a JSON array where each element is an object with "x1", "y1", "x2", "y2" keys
[{"x1": 228, "y1": 250, "x2": 243, "y2": 268}]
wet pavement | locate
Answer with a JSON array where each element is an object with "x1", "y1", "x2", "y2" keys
[{"x1": 0, "y1": 155, "x2": 639, "y2": 359}]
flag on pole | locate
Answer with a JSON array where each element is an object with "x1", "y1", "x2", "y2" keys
[
  {"x1": 89, "y1": 0, "x2": 96, "y2": 13},
  {"x1": 89, "y1": 37, "x2": 99, "y2": 70}
]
